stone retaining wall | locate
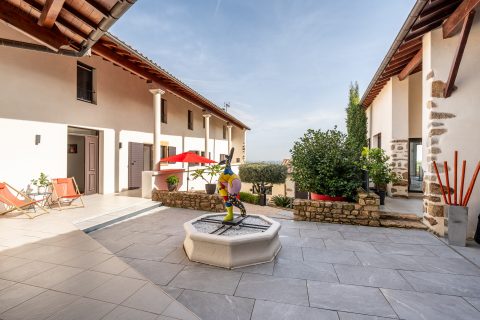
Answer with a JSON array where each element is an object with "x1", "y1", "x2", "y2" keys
[
  {"x1": 293, "y1": 191, "x2": 381, "y2": 226},
  {"x1": 152, "y1": 190, "x2": 225, "y2": 212}
]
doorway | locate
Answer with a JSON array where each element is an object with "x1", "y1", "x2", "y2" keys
[
  {"x1": 128, "y1": 142, "x2": 153, "y2": 189},
  {"x1": 408, "y1": 138, "x2": 423, "y2": 192},
  {"x1": 67, "y1": 127, "x2": 99, "y2": 194}
]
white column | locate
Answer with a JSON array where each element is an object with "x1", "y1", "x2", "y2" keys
[
  {"x1": 149, "y1": 88, "x2": 165, "y2": 168},
  {"x1": 203, "y1": 113, "x2": 211, "y2": 159},
  {"x1": 227, "y1": 124, "x2": 233, "y2": 151}
]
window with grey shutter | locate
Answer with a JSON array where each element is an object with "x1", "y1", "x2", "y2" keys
[
  {"x1": 168, "y1": 146, "x2": 176, "y2": 164},
  {"x1": 161, "y1": 99, "x2": 167, "y2": 124},
  {"x1": 188, "y1": 110, "x2": 193, "y2": 130}
]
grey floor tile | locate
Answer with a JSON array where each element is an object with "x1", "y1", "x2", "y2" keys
[
  {"x1": 324, "y1": 239, "x2": 379, "y2": 253},
  {"x1": 338, "y1": 312, "x2": 392, "y2": 319},
  {"x1": 279, "y1": 227, "x2": 301, "y2": 237},
  {"x1": 235, "y1": 261, "x2": 274, "y2": 275},
  {"x1": 387, "y1": 234, "x2": 443, "y2": 245},
  {"x1": 308, "y1": 281, "x2": 396, "y2": 318},
  {"x1": 128, "y1": 259, "x2": 184, "y2": 286},
  {"x1": 0, "y1": 283, "x2": 46, "y2": 314},
  {"x1": 400, "y1": 270, "x2": 480, "y2": 297},
  {"x1": 280, "y1": 220, "x2": 318, "y2": 230},
  {"x1": 162, "y1": 299, "x2": 200, "y2": 320},
  {"x1": 117, "y1": 244, "x2": 176, "y2": 261},
  {"x1": 340, "y1": 232, "x2": 390, "y2": 243},
  {"x1": 177, "y1": 290, "x2": 253, "y2": 320},
  {"x1": 120, "y1": 266, "x2": 148, "y2": 280},
  {"x1": 276, "y1": 246, "x2": 303, "y2": 261},
  {"x1": 23, "y1": 265, "x2": 83, "y2": 289},
  {"x1": 121, "y1": 232, "x2": 169, "y2": 245},
  {"x1": 94, "y1": 238, "x2": 134, "y2": 253},
  {"x1": 102, "y1": 306, "x2": 158, "y2": 320},
  {"x1": 52, "y1": 270, "x2": 112, "y2": 295},
  {"x1": 0, "y1": 279, "x2": 15, "y2": 291},
  {"x1": 413, "y1": 255, "x2": 480, "y2": 275},
  {"x1": 302, "y1": 247, "x2": 361, "y2": 265},
  {"x1": 46, "y1": 297, "x2": 116, "y2": 320},
  {"x1": 1, "y1": 290, "x2": 78, "y2": 320},
  {"x1": 160, "y1": 286, "x2": 184, "y2": 299},
  {"x1": 274, "y1": 258, "x2": 338, "y2": 282},
  {"x1": 423, "y1": 244, "x2": 464, "y2": 258},
  {"x1": 235, "y1": 273, "x2": 309, "y2": 306},
  {"x1": 169, "y1": 266, "x2": 242, "y2": 295},
  {"x1": 85, "y1": 275, "x2": 147, "y2": 304},
  {"x1": 382, "y1": 288, "x2": 480, "y2": 320},
  {"x1": 0, "y1": 256, "x2": 30, "y2": 274},
  {"x1": 465, "y1": 297, "x2": 480, "y2": 311},
  {"x1": 281, "y1": 236, "x2": 325, "y2": 249},
  {"x1": 158, "y1": 235, "x2": 185, "y2": 248},
  {"x1": 14, "y1": 245, "x2": 83, "y2": 264},
  {"x1": 162, "y1": 247, "x2": 188, "y2": 264},
  {"x1": 355, "y1": 252, "x2": 430, "y2": 272},
  {"x1": 90, "y1": 256, "x2": 130, "y2": 274},
  {"x1": 61, "y1": 251, "x2": 112, "y2": 269},
  {"x1": 0, "y1": 260, "x2": 56, "y2": 282},
  {"x1": 122, "y1": 283, "x2": 174, "y2": 314},
  {"x1": 251, "y1": 299, "x2": 338, "y2": 320},
  {"x1": 334, "y1": 264, "x2": 413, "y2": 290},
  {"x1": 372, "y1": 243, "x2": 435, "y2": 257},
  {"x1": 300, "y1": 229, "x2": 344, "y2": 240}
]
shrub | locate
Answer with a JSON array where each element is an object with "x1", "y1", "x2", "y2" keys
[
  {"x1": 166, "y1": 175, "x2": 179, "y2": 185},
  {"x1": 239, "y1": 192, "x2": 259, "y2": 205},
  {"x1": 271, "y1": 195, "x2": 293, "y2": 208},
  {"x1": 290, "y1": 127, "x2": 362, "y2": 199},
  {"x1": 239, "y1": 163, "x2": 287, "y2": 194},
  {"x1": 359, "y1": 147, "x2": 398, "y2": 191}
]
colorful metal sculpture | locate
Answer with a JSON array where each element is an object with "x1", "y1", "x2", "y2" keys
[{"x1": 218, "y1": 148, "x2": 246, "y2": 221}]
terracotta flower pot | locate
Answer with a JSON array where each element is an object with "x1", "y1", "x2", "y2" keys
[{"x1": 310, "y1": 193, "x2": 346, "y2": 202}]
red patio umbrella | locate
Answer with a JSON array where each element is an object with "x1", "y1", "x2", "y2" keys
[{"x1": 160, "y1": 152, "x2": 216, "y2": 190}]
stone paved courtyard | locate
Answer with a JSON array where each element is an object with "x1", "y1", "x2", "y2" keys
[{"x1": 90, "y1": 206, "x2": 480, "y2": 320}]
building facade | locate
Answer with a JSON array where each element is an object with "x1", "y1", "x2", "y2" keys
[
  {"x1": 0, "y1": 23, "x2": 249, "y2": 195},
  {"x1": 362, "y1": 0, "x2": 480, "y2": 237}
]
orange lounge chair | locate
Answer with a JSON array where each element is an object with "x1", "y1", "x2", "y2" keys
[
  {"x1": 0, "y1": 182, "x2": 48, "y2": 218},
  {"x1": 51, "y1": 178, "x2": 85, "y2": 210}
]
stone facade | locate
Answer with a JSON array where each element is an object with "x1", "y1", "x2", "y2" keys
[
  {"x1": 390, "y1": 139, "x2": 409, "y2": 197},
  {"x1": 152, "y1": 190, "x2": 225, "y2": 212},
  {"x1": 293, "y1": 191, "x2": 381, "y2": 226}
]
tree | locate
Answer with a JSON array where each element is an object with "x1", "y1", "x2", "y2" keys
[
  {"x1": 346, "y1": 81, "x2": 367, "y2": 158},
  {"x1": 239, "y1": 163, "x2": 287, "y2": 206}
]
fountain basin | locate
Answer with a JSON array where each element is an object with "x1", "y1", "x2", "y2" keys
[{"x1": 183, "y1": 213, "x2": 281, "y2": 269}]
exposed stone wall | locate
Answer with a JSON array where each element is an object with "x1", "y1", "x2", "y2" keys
[
  {"x1": 152, "y1": 190, "x2": 225, "y2": 212},
  {"x1": 293, "y1": 191, "x2": 381, "y2": 226},
  {"x1": 390, "y1": 139, "x2": 409, "y2": 197}
]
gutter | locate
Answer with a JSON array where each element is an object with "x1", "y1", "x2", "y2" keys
[
  {"x1": 0, "y1": 38, "x2": 82, "y2": 57},
  {"x1": 360, "y1": 0, "x2": 428, "y2": 107}
]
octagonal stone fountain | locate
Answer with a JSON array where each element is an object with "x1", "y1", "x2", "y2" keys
[{"x1": 183, "y1": 213, "x2": 281, "y2": 269}]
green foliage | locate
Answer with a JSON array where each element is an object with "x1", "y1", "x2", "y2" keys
[
  {"x1": 166, "y1": 175, "x2": 179, "y2": 185},
  {"x1": 359, "y1": 147, "x2": 398, "y2": 190},
  {"x1": 239, "y1": 163, "x2": 287, "y2": 195},
  {"x1": 290, "y1": 127, "x2": 362, "y2": 199},
  {"x1": 191, "y1": 164, "x2": 225, "y2": 184},
  {"x1": 31, "y1": 172, "x2": 50, "y2": 187},
  {"x1": 345, "y1": 82, "x2": 367, "y2": 158},
  {"x1": 271, "y1": 195, "x2": 293, "y2": 208},
  {"x1": 239, "y1": 192, "x2": 259, "y2": 205}
]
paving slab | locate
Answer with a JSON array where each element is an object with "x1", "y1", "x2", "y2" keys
[
  {"x1": 128, "y1": 259, "x2": 184, "y2": 285},
  {"x1": 52, "y1": 270, "x2": 113, "y2": 295},
  {"x1": 324, "y1": 239, "x2": 379, "y2": 253},
  {"x1": 85, "y1": 275, "x2": 147, "y2": 304},
  {"x1": 0, "y1": 283, "x2": 46, "y2": 314},
  {"x1": 251, "y1": 299, "x2": 338, "y2": 320},
  {"x1": 46, "y1": 297, "x2": 116, "y2": 320},
  {"x1": 334, "y1": 264, "x2": 413, "y2": 290},
  {"x1": 307, "y1": 281, "x2": 397, "y2": 318},
  {"x1": 280, "y1": 235, "x2": 326, "y2": 249},
  {"x1": 236, "y1": 261, "x2": 274, "y2": 275},
  {"x1": 382, "y1": 288, "x2": 480, "y2": 320},
  {"x1": 302, "y1": 247, "x2": 361, "y2": 265},
  {"x1": 274, "y1": 258, "x2": 338, "y2": 282},
  {"x1": 372, "y1": 243, "x2": 435, "y2": 257},
  {"x1": 23, "y1": 265, "x2": 84, "y2": 289},
  {"x1": 102, "y1": 305, "x2": 158, "y2": 320},
  {"x1": 121, "y1": 283, "x2": 174, "y2": 315},
  {"x1": 169, "y1": 266, "x2": 242, "y2": 295},
  {"x1": 299, "y1": 229, "x2": 344, "y2": 239},
  {"x1": 275, "y1": 246, "x2": 303, "y2": 261},
  {"x1": 338, "y1": 312, "x2": 393, "y2": 320},
  {"x1": 117, "y1": 243, "x2": 176, "y2": 262}
]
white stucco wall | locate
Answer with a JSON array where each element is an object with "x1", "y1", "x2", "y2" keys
[
  {"x1": 392, "y1": 77, "x2": 409, "y2": 140},
  {"x1": 370, "y1": 80, "x2": 393, "y2": 152},
  {"x1": 408, "y1": 71, "x2": 422, "y2": 138}
]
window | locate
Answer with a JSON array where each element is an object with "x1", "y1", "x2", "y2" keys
[
  {"x1": 203, "y1": 117, "x2": 205, "y2": 129},
  {"x1": 161, "y1": 99, "x2": 167, "y2": 124},
  {"x1": 189, "y1": 150, "x2": 200, "y2": 166},
  {"x1": 168, "y1": 146, "x2": 176, "y2": 164},
  {"x1": 77, "y1": 63, "x2": 95, "y2": 103},
  {"x1": 223, "y1": 126, "x2": 227, "y2": 139},
  {"x1": 188, "y1": 110, "x2": 193, "y2": 130},
  {"x1": 160, "y1": 146, "x2": 168, "y2": 159},
  {"x1": 377, "y1": 133, "x2": 382, "y2": 149}
]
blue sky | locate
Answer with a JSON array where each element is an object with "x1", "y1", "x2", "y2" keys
[{"x1": 110, "y1": 0, "x2": 416, "y2": 161}]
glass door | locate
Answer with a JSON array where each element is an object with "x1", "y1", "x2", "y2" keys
[{"x1": 409, "y1": 139, "x2": 423, "y2": 192}]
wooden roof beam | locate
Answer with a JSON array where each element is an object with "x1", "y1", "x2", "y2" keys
[
  {"x1": 85, "y1": 0, "x2": 111, "y2": 18},
  {"x1": 443, "y1": 0, "x2": 480, "y2": 38},
  {"x1": 444, "y1": 10, "x2": 476, "y2": 97},
  {"x1": 399, "y1": 48, "x2": 423, "y2": 81},
  {"x1": 38, "y1": 0, "x2": 65, "y2": 28}
]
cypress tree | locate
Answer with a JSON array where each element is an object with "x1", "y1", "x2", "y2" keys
[{"x1": 345, "y1": 81, "x2": 367, "y2": 157}]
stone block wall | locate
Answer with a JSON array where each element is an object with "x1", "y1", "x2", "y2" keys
[
  {"x1": 293, "y1": 191, "x2": 381, "y2": 226},
  {"x1": 390, "y1": 139, "x2": 409, "y2": 197},
  {"x1": 152, "y1": 190, "x2": 225, "y2": 212}
]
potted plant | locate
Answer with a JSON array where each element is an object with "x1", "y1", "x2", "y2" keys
[
  {"x1": 166, "y1": 175, "x2": 179, "y2": 192},
  {"x1": 191, "y1": 164, "x2": 224, "y2": 194},
  {"x1": 290, "y1": 128, "x2": 362, "y2": 201},
  {"x1": 30, "y1": 172, "x2": 50, "y2": 194},
  {"x1": 359, "y1": 147, "x2": 398, "y2": 205}
]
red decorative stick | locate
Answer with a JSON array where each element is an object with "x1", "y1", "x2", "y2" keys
[
  {"x1": 433, "y1": 161, "x2": 448, "y2": 204},
  {"x1": 454, "y1": 151, "x2": 458, "y2": 205},
  {"x1": 463, "y1": 161, "x2": 480, "y2": 206},
  {"x1": 444, "y1": 161, "x2": 452, "y2": 205},
  {"x1": 460, "y1": 160, "x2": 466, "y2": 206}
]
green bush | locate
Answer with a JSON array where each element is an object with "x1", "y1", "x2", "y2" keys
[
  {"x1": 239, "y1": 192, "x2": 259, "y2": 205},
  {"x1": 359, "y1": 147, "x2": 398, "y2": 191},
  {"x1": 271, "y1": 195, "x2": 293, "y2": 208},
  {"x1": 290, "y1": 127, "x2": 362, "y2": 199},
  {"x1": 166, "y1": 175, "x2": 179, "y2": 185},
  {"x1": 239, "y1": 163, "x2": 287, "y2": 195}
]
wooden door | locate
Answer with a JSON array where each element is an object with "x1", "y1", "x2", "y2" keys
[
  {"x1": 84, "y1": 135, "x2": 98, "y2": 195},
  {"x1": 128, "y1": 142, "x2": 144, "y2": 189}
]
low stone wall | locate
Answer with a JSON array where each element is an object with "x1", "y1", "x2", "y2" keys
[
  {"x1": 152, "y1": 190, "x2": 225, "y2": 212},
  {"x1": 293, "y1": 191, "x2": 381, "y2": 226}
]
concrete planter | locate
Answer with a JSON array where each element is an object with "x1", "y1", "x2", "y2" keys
[{"x1": 446, "y1": 205, "x2": 468, "y2": 246}]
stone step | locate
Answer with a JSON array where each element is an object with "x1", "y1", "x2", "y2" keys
[
  {"x1": 379, "y1": 212, "x2": 422, "y2": 221},
  {"x1": 379, "y1": 219, "x2": 428, "y2": 230}
]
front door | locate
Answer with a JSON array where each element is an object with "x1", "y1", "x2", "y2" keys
[
  {"x1": 84, "y1": 135, "x2": 99, "y2": 195},
  {"x1": 408, "y1": 139, "x2": 423, "y2": 192},
  {"x1": 128, "y1": 142, "x2": 144, "y2": 189}
]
